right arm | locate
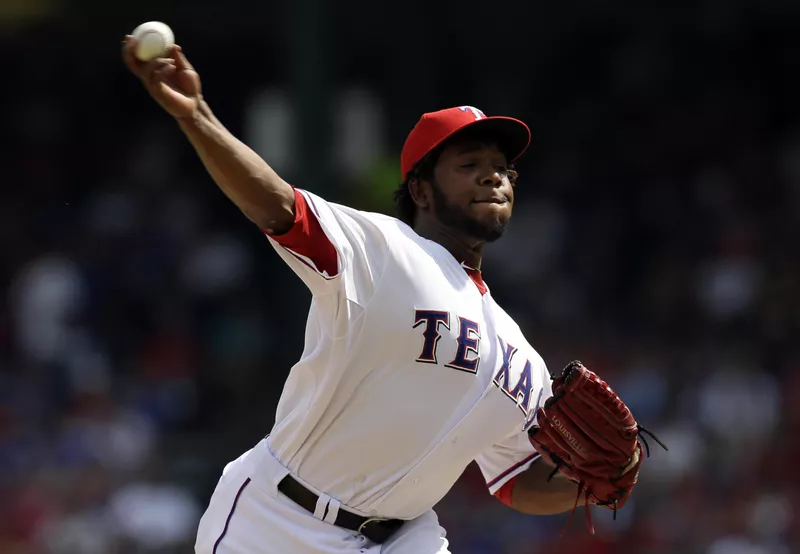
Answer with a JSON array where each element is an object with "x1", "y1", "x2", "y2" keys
[
  {"x1": 121, "y1": 35, "x2": 385, "y2": 302},
  {"x1": 122, "y1": 37, "x2": 294, "y2": 234}
]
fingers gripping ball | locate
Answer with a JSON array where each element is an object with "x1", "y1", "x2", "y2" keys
[
  {"x1": 131, "y1": 21, "x2": 175, "y2": 61},
  {"x1": 528, "y1": 361, "x2": 667, "y2": 533}
]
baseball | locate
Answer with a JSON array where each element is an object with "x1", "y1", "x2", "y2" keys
[{"x1": 131, "y1": 21, "x2": 175, "y2": 62}]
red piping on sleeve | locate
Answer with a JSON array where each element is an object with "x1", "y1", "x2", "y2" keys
[
  {"x1": 267, "y1": 189, "x2": 339, "y2": 277},
  {"x1": 494, "y1": 475, "x2": 517, "y2": 508}
]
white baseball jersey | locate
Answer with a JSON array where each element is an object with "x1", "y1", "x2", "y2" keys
[{"x1": 263, "y1": 188, "x2": 553, "y2": 520}]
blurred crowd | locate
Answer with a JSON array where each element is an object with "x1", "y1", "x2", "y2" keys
[{"x1": 3, "y1": 4, "x2": 800, "y2": 554}]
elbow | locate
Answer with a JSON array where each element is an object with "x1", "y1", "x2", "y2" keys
[
  {"x1": 504, "y1": 462, "x2": 582, "y2": 515},
  {"x1": 250, "y1": 207, "x2": 295, "y2": 235},
  {"x1": 510, "y1": 488, "x2": 580, "y2": 516},
  {"x1": 246, "y1": 184, "x2": 296, "y2": 234},
  {"x1": 495, "y1": 476, "x2": 577, "y2": 516}
]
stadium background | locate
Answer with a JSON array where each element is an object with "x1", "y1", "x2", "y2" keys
[{"x1": 2, "y1": 1, "x2": 800, "y2": 553}]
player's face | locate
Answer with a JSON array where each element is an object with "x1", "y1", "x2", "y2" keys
[{"x1": 430, "y1": 141, "x2": 514, "y2": 242}]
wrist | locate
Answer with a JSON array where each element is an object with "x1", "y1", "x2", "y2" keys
[{"x1": 176, "y1": 98, "x2": 211, "y2": 130}]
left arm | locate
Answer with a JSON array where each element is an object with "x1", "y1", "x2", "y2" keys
[
  {"x1": 506, "y1": 457, "x2": 581, "y2": 515},
  {"x1": 509, "y1": 440, "x2": 642, "y2": 515},
  {"x1": 475, "y1": 430, "x2": 580, "y2": 516},
  {"x1": 477, "y1": 357, "x2": 578, "y2": 515}
]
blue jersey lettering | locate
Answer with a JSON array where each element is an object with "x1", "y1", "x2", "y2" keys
[
  {"x1": 413, "y1": 310, "x2": 450, "y2": 364},
  {"x1": 445, "y1": 317, "x2": 481, "y2": 374}
]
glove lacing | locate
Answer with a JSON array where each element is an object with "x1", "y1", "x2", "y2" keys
[
  {"x1": 541, "y1": 365, "x2": 669, "y2": 537},
  {"x1": 547, "y1": 428, "x2": 668, "y2": 537},
  {"x1": 563, "y1": 482, "x2": 594, "y2": 537},
  {"x1": 637, "y1": 426, "x2": 668, "y2": 456}
]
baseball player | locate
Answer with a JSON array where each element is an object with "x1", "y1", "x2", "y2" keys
[{"x1": 123, "y1": 36, "x2": 654, "y2": 554}]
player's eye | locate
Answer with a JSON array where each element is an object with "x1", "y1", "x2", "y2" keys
[{"x1": 460, "y1": 162, "x2": 476, "y2": 168}]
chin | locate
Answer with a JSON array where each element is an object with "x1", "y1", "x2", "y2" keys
[
  {"x1": 472, "y1": 206, "x2": 511, "y2": 239},
  {"x1": 483, "y1": 223, "x2": 508, "y2": 242},
  {"x1": 467, "y1": 216, "x2": 509, "y2": 242},
  {"x1": 435, "y1": 200, "x2": 511, "y2": 242}
]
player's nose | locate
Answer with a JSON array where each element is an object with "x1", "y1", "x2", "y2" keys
[{"x1": 479, "y1": 171, "x2": 503, "y2": 187}]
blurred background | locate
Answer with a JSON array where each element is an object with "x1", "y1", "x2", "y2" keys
[{"x1": 2, "y1": 1, "x2": 800, "y2": 553}]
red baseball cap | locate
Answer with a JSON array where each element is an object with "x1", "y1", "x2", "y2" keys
[{"x1": 400, "y1": 106, "x2": 531, "y2": 179}]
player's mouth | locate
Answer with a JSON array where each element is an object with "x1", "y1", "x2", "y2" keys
[{"x1": 472, "y1": 196, "x2": 509, "y2": 205}]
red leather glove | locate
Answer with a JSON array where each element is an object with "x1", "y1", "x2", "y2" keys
[{"x1": 528, "y1": 361, "x2": 666, "y2": 532}]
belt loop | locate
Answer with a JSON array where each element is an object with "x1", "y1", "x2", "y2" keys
[
  {"x1": 323, "y1": 498, "x2": 340, "y2": 524},
  {"x1": 314, "y1": 493, "x2": 330, "y2": 520}
]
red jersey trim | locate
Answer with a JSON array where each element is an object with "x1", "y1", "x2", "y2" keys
[
  {"x1": 486, "y1": 452, "x2": 540, "y2": 488},
  {"x1": 494, "y1": 475, "x2": 517, "y2": 508},
  {"x1": 461, "y1": 264, "x2": 488, "y2": 295},
  {"x1": 265, "y1": 188, "x2": 339, "y2": 278}
]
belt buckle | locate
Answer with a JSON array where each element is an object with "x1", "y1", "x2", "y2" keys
[{"x1": 357, "y1": 517, "x2": 386, "y2": 534}]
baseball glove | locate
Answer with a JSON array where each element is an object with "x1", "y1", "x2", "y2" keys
[{"x1": 528, "y1": 361, "x2": 666, "y2": 534}]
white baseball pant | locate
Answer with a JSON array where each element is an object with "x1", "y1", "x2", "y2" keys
[{"x1": 194, "y1": 440, "x2": 451, "y2": 554}]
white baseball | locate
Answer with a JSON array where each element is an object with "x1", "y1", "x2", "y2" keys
[{"x1": 131, "y1": 21, "x2": 175, "y2": 62}]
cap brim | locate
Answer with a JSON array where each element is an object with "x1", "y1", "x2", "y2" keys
[{"x1": 445, "y1": 116, "x2": 531, "y2": 164}]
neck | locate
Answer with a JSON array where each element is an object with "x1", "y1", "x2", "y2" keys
[{"x1": 414, "y1": 219, "x2": 484, "y2": 269}]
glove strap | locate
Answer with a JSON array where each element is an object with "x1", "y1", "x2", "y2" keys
[
  {"x1": 584, "y1": 488, "x2": 594, "y2": 535},
  {"x1": 561, "y1": 483, "x2": 594, "y2": 538}
]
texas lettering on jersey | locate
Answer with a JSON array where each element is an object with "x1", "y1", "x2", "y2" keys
[
  {"x1": 261, "y1": 189, "x2": 548, "y2": 519},
  {"x1": 414, "y1": 309, "x2": 543, "y2": 431}
]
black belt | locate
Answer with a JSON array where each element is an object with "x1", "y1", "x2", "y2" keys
[{"x1": 277, "y1": 474, "x2": 404, "y2": 544}]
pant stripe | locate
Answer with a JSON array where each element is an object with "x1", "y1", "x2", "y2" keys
[{"x1": 212, "y1": 477, "x2": 252, "y2": 553}]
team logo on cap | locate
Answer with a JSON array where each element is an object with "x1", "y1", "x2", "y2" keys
[{"x1": 458, "y1": 106, "x2": 486, "y2": 120}]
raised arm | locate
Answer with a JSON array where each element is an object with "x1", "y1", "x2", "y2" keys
[{"x1": 121, "y1": 37, "x2": 294, "y2": 234}]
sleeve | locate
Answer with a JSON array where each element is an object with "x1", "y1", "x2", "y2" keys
[
  {"x1": 267, "y1": 188, "x2": 339, "y2": 279},
  {"x1": 265, "y1": 188, "x2": 386, "y2": 304},
  {"x1": 476, "y1": 357, "x2": 555, "y2": 497},
  {"x1": 475, "y1": 431, "x2": 541, "y2": 496}
]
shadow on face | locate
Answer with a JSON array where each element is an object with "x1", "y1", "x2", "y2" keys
[{"x1": 427, "y1": 138, "x2": 516, "y2": 242}]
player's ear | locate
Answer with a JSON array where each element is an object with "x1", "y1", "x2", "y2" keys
[{"x1": 408, "y1": 177, "x2": 431, "y2": 211}]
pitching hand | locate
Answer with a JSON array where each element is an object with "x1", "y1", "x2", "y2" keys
[{"x1": 122, "y1": 36, "x2": 201, "y2": 120}]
